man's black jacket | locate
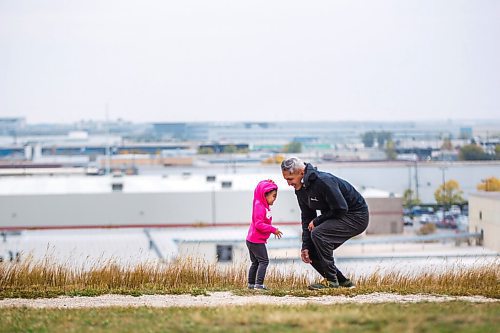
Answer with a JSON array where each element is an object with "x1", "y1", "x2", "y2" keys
[{"x1": 295, "y1": 163, "x2": 367, "y2": 250}]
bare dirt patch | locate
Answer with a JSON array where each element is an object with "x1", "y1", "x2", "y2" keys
[{"x1": 0, "y1": 292, "x2": 497, "y2": 309}]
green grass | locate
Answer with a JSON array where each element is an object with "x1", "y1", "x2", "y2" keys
[
  {"x1": 1, "y1": 257, "x2": 499, "y2": 299},
  {"x1": 1, "y1": 302, "x2": 499, "y2": 333}
]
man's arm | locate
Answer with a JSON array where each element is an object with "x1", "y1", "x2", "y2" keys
[{"x1": 298, "y1": 196, "x2": 316, "y2": 250}]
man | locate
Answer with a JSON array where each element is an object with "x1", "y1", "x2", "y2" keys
[{"x1": 281, "y1": 157, "x2": 369, "y2": 289}]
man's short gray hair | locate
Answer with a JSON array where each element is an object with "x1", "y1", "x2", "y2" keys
[{"x1": 281, "y1": 157, "x2": 305, "y2": 173}]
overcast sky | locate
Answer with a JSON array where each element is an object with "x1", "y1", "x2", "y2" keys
[{"x1": 1, "y1": 0, "x2": 499, "y2": 124}]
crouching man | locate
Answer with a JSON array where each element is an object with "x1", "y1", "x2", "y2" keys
[{"x1": 281, "y1": 157, "x2": 369, "y2": 289}]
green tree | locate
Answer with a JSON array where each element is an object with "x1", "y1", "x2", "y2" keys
[
  {"x1": 459, "y1": 144, "x2": 489, "y2": 160},
  {"x1": 223, "y1": 145, "x2": 237, "y2": 154},
  {"x1": 385, "y1": 139, "x2": 397, "y2": 160},
  {"x1": 377, "y1": 131, "x2": 392, "y2": 148},
  {"x1": 477, "y1": 176, "x2": 500, "y2": 192},
  {"x1": 283, "y1": 142, "x2": 302, "y2": 153},
  {"x1": 403, "y1": 189, "x2": 421, "y2": 207},
  {"x1": 434, "y1": 180, "x2": 465, "y2": 206},
  {"x1": 198, "y1": 147, "x2": 214, "y2": 154},
  {"x1": 361, "y1": 132, "x2": 376, "y2": 148},
  {"x1": 441, "y1": 138, "x2": 453, "y2": 150}
]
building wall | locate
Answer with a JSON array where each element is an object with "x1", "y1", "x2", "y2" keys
[
  {"x1": 469, "y1": 193, "x2": 500, "y2": 252},
  {"x1": 0, "y1": 190, "x2": 300, "y2": 229},
  {"x1": 365, "y1": 197, "x2": 404, "y2": 234},
  {"x1": 0, "y1": 185, "x2": 400, "y2": 235}
]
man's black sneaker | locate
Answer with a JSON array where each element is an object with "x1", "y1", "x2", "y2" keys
[
  {"x1": 308, "y1": 278, "x2": 340, "y2": 290},
  {"x1": 339, "y1": 279, "x2": 356, "y2": 289}
]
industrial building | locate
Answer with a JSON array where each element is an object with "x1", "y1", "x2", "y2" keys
[
  {"x1": 469, "y1": 192, "x2": 500, "y2": 252},
  {"x1": 0, "y1": 173, "x2": 402, "y2": 233}
]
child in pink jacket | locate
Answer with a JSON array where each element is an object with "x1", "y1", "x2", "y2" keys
[{"x1": 246, "y1": 179, "x2": 283, "y2": 290}]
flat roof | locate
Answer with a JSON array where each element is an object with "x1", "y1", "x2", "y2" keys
[{"x1": 469, "y1": 191, "x2": 500, "y2": 200}]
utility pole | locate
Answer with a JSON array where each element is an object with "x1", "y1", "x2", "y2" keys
[
  {"x1": 414, "y1": 159, "x2": 419, "y2": 201},
  {"x1": 440, "y1": 165, "x2": 447, "y2": 210},
  {"x1": 105, "y1": 103, "x2": 111, "y2": 175},
  {"x1": 407, "y1": 162, "x2": 412, "y2": 202}
]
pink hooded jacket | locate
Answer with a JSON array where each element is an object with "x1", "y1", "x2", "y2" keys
[{"x1": 246, "y1": 179, "x2": 278, "y2": 243}]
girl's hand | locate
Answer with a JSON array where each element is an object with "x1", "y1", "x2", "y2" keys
[{"x1": 273, "y1": 228, "x2": 283, "y2": 239}]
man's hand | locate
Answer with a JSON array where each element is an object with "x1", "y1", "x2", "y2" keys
[
  {"x1": 301, "y1": 249, "x2": 312, "y2": 263},
  {"x1": 273, "y1": 228, "x2": 283, "y2": 239},
  {"x1": 308, "y1": 220, "x2": 315, "y2": 231}
]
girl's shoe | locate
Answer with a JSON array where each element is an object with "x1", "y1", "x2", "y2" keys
[
  {"x1": 254, "y1": 284, "x2": 268, "y2": 290},
  {"x1": 248, "y1": 284, "x2": 255, "y2": 289}
]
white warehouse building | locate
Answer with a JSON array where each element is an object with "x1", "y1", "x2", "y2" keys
[{"x1": 0, "y1": 174, "x2": 402, "y2": 234}]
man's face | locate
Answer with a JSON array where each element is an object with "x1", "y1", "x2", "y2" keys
[{"x1": 282, "y1": 169, "x2": 304, "y2": 190}]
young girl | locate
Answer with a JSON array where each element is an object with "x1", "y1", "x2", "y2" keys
[{"x1": 246, "y1": 179, "x2": 283, "y2": 290}]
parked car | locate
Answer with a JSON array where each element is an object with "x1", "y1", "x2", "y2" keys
[
  {"x1": 449, "y1": 205, "x2": 461, "y2": 215},
  {"x1": 419, "y1": 214, "x2": 439, "y2": 224},
  {"x1": 411, "y1": 206, "x2": 434, "y2": 216},
  {"x1": 402, "y1": 216, "x2": 413, "y2": 226},
  {"x1": 436, "y1": 215, "x2": 457, "y2": 229}
]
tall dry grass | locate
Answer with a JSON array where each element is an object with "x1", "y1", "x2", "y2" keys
[
  {"x1": 0, "y1": 256, "x2": 498, "y2": 298},
  {"x1": 356, "y1": 262, "x2": 500, "y2": 297}
]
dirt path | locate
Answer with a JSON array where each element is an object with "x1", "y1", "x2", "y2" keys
[{"x1": 1, "y1": 292, "x2": 497, "y2": 309}]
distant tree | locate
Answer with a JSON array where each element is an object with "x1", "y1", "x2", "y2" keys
[
  {"x1": 496, "y1": 145, "x2": 500, "y2": 159},
  {"x1": 263, "y1": 154, "x2": 285, "y2": 164},
  {"x1": 361, "y1": 132, "x2": 376, "y2": 148},
  {"x1": 477, "y1": 176, "x2": 500, "y2": 192},
  {"x1": 198, "y1": 147, "x2": 214, "y2": 154},
  {"x1": 238, "y1": 147, "x2": 249, "y2": 154},
  {"x1": 283, "y1": 142, "x2": 302, "y2": 153},
  {"x1": 458, "y1": 144, "x2": 490, "y2": 160},
  {"x1": 377, "y1": 131, "x2": 392, "y2": 148},
  {"x1": 223, "y1": 145, "x2": 237, "y2": 154},
  {"x1": 434, "y1": 180, "x2": 465, "y2": 206},
  {"x1": 385, "y1": 139, "x2": 397, "y2": 160},
  {"x1": 403, "y1": 189, "x2": 421, "y2": 207},
  {"x1": 362, "y1": 131, "x2": 394, "y2": 149},
  {"x1": 441, "y1": 138, "x2": 453, "y2": 150}
]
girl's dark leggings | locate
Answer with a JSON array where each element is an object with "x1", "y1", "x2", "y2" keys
[{"x1": 246, "y1": 240, "x2": 269, "y2": 285}]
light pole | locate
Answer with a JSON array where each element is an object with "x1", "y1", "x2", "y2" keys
[
  {"x1": 440, "y1": 165, "x2": 448, "y2": 211},
  {"x1": 414, "y1": 159, "x2": 419, "y2": 202}
]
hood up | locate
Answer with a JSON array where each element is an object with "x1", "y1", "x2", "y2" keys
[
  {"x1": 253, "y1": 179, "x2": 278, "y2": 208},
  {"x1": 303, "y1": 163, "x2": 318, "y2": 187}
]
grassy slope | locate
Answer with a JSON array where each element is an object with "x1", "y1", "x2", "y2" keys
[{"x1": 1, "y1": 302, "x2": 499, "y2": 333}]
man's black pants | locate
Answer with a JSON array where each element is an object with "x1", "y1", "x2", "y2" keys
[{"x1": 309, "y1": 207, "x2": 369, "y2": 282}]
